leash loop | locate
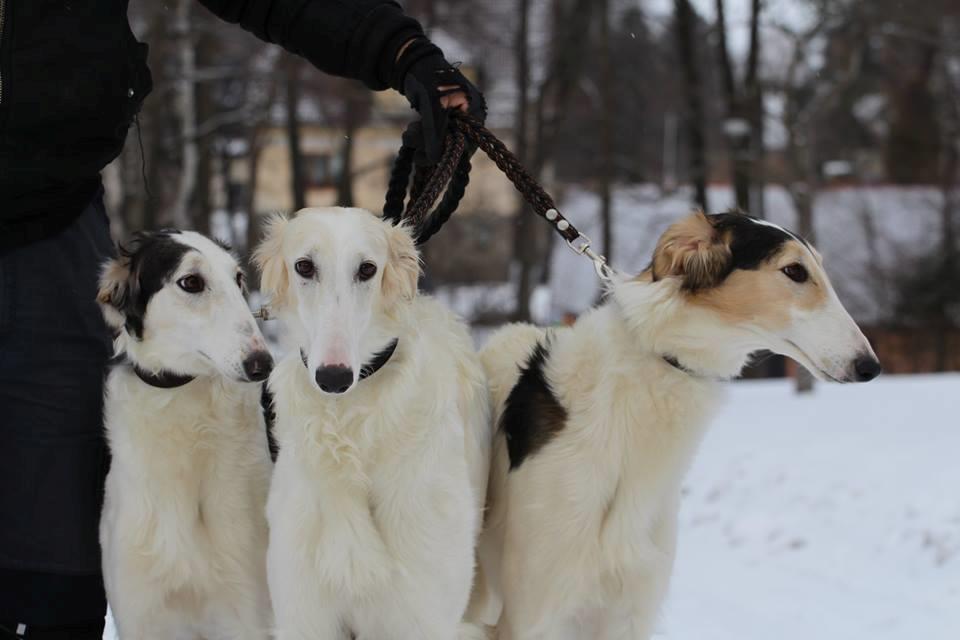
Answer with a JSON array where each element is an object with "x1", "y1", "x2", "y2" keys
[{"x1": 383, "y1": 111, "x2": 620, "y2": 281}]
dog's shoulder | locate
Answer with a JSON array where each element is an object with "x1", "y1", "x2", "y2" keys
[
  {"x1": 490, "y1": 329, "x2": 567, "y2": 472},
  {"x1": 479, "y1": 324, "x2": 548, "y2": 406},
  {"x1": 409, "y1": 295, "x2": 471, "y2": 339},
  {"x1": 406, "y1": 295, "x2": 480, "y2": 373}
]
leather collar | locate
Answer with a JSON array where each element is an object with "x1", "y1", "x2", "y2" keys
[
  {"x1": 132, "y1": 364, "x2": 196, "y2": 389},
  {"x1": 661, "y1": 354, "x2": 717, "y2": 380},
  {"x1": 300, "y1": 338, "x2": 399, "y2": 382}
]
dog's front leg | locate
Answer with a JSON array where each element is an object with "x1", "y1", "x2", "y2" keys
[
  {"x1": 266, "y1": 550, "x2": 348, "y2": 640},
  {"x1": 610, "y1": 506, "x2": 679, "y2": 640}
]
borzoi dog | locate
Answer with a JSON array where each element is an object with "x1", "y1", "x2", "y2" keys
[
  {"x1": 97, "y1": 230, "x2": 274, "y2": 639},
  {"x1": 472, "y1": 211, "x2": 881, "y2": 639},
  {"x1": 254, "y1": 207, "x2": 490, "y2": 640}
]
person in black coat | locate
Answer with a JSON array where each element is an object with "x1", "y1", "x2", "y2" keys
[{"x1": 0, "y1": 2, "x2": 483, "y2": 637}]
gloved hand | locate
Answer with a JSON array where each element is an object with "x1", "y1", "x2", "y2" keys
[{"x1": 392, "y1": 38, "x2": 486, "y2": 165}]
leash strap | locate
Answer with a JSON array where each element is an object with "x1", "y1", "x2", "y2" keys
[{"x1": 383, "y1": 112, "x2": 615, "y2": 281}]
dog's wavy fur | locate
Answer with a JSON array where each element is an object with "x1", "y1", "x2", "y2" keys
[
  {"x1": 98, "y1": 231, "x2": 273, "y2": 639},
  {"x1": 470, "y1": 211, "x2": 879, "y2": 639},
  {"x1": 255, "y1": 208, "x2": 491, "y2": 640}
]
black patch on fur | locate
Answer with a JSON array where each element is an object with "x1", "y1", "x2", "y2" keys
[
  {"x1": 501, "y1": 340, "x2": 568, "y2": 471},
  {"x1": 708, "y1": 212, "x2": 795, "y2": 273},
  {"x1": 117, "y1": 230, "x2": 192, "y2": 338},
  {"x1": 261, "y1": 384, "x2": 278, "y2": 462}
]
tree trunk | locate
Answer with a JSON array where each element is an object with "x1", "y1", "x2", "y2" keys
[
  {"x1": 195, "y1": 142, "x2": 214, "y2": 236},
  {"x1": 937, "y1": 80, "x2": 958, "y2": 372},
  {"x1": 598, "y1": 0, "x2": 614, "y2": 264},
  {"x1": 715, "y1": 0, "x2": 756, "y2": 212},
  {"x1": 245, "y1": 127, "x2": 265, "y2": 290},
  {"x1": 512, "y1": 0, "x2": 534, "y2": 322},
  {"x1": 794, "y1": 186, "x2": 816, "y2": 393},
  {"x1": 750, "y1": 88, "x2": 767, "y2": 218},
  {"x1": 513, "y1": 0, "x2": 596, "y2": 320},
  {"x1": 790, "y1": 115, "x2": 818, "y2": 393},
  {"x1": 192, "y1": 27, "x2": 218, "y2": 236},
  {"x1": 172, "y1": 0, "x2": 197, "y2": 229},
  {"x1": 674, "y1": 0, "x2": 708, "y2": 210},
  {"x1": 143, "y1": 127, "x2": 164, "y2": 229},
  {"x1": 745, "y1": 0, "x2": 763, "y2": 216},
  {"x1": 336, "y1": 93, "x2": 358, "y2": 208},
  {"x1": 285, "y1": 58, "x2": 307, "y2": 212}
]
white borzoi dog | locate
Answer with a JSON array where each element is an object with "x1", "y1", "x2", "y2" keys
[
  {"x1": 471, "y1": 211, "x2": 882, "y2": 639},
  {"x1": 254, "y1": 207, "x2": 491, "y2": 640},
  {"x1": 97, "y1": 230, "x2": 274, "y2": 640}
]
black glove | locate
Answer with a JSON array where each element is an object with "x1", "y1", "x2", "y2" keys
[{"x1": 392, "y1": 38, "x2": 486, "y2": 165}]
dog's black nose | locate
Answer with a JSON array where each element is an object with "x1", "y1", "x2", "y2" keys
[
  {"x1": 315, "y1": 366, "x2": 354, "y2": 394},
  {"x1": 242, "y1": 351, "x2": 274, "y2": 382},
  {"x1": 853, "y1": 355, "x2": 882, "y2": 382}
]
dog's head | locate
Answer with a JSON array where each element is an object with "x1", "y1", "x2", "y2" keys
[
  {"x1": 97, "y1": 230, "x2": 273, "y2": 383},
  {"x1": 626, "y1": 211, "x2": 880, "y2": 382},
  {"x1": 254, "y1": 207, "x2": 420, "y2": 396}
]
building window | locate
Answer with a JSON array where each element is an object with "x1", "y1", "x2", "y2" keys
[{"x1": 304, "y1": 153, "x2": 343, "y2": 188}]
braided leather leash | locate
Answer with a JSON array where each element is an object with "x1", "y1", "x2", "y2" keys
[
  {"x1": 257, "y1": 113, "x2": 614, "y2": 323},
  {"x1": 383, "y1": 111, "x2": 615, "y2": 281}
]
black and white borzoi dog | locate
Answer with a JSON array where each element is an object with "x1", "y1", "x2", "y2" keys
[
  {"x1": 254, "y1": 207, "x2": 491, "y2": 640},
  {"x1": 97, "y1": 230, "x2": 274, "y2": 639},
  {"x1": 470, "y1": 211, "x2": 882, "y2": 640}
]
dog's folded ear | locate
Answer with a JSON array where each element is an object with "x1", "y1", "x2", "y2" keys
[
  {"x1": 97, "y1": 253, "x2": 135, "y2": 330},
  {"x1": 383, "y1": 223, "x2": 421, "y2": 305},
  {"x1": 651, "y1": 211, "x2": 732, "y2": 291},
  {"x1": 253, "y1": 214, "x2": 290, "y2": 307}
]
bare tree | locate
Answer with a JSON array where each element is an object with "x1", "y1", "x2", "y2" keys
[
  {"x1": 775, "y1": 2, "x2": 866, "y2": 391},
  {"x1": 284, "y1": 57, "x2": 308, "y2": 212},
  {"x1": 511, "y1": 0, "x2": 534, "y2": 321},
  {"x1": 513, "y1": 0, "x2": 596, "y2": 321},
  {"x1": 171, "y1": 0, "x2": 198, "y2": 229},
  {"x1": 673, "y1": 0, "x2": 709, "y2": 210},
  {"x1": 335, "y1": 102, "x2": 358, "y2": 208},
  {"x1": 597, "y1": 0, "x2": 614, "y2": 263},
  {"x1": 932, "y1": 16, "x2": 959, "y2": 369},
  {"x1": 715, "y1": 0, "x2": 763, "y2": 214}
]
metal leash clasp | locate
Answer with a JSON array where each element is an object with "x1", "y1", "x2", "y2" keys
[
  {"x1": 566, "y1": 233, "x2": 615, "y2": 282},
  {"x1": 252, "y1": 306, "x2": 273, "y2": 321}
]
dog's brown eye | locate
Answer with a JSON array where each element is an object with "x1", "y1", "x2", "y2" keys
[
  {"x1": 357, "y1": 261, "x2": 377, "y2": 281},
  {"x1": 295, "y1": 259, "x2": 315, "y2": 278},
  {"x1": 177, "y1": 274, "x2": 205, "y2": 294},
  {"x1": 782, "y1": 263, "x2": 809, "y2": 283}
]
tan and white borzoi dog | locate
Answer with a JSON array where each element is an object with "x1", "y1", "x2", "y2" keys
[
  {"x1": 97, "y1": 230, "x2": 274, "y2": 639},
  {"x1": 471, "y1": 211, "x2": 882, "y2": 639},
  {"x1": 254, "y1": 207, "x2": 491, "y2": 640}
]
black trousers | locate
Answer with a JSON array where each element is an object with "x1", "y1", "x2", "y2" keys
[{"x1": 0, "y1": 193, "x2": 113, "y2": 634}]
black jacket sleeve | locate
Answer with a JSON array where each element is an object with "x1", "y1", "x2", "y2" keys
[{"x1": 196, "y1": 0, "x2": 426, "y2": 90}]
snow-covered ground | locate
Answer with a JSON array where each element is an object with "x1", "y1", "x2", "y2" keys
[
  {"x1": 660, "y1": 373, "x2": 960, "y2": 640},
  {"x1": 105, "y1": 373, "x2": 959, "y2": 639}
]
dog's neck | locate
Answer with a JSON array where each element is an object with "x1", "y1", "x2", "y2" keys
[
  {"x1": 609, "y1": 279, "x2": 756, "y2": 381},
  {"x1": 297, "y1": 337, "x2": 399, "y2": 382},
  {"x1": 114, "y1": 336, "x2": 211, "y2": 390},
  {"x1": 132, "y1": 363, "x2": 196, "y2": 389}
]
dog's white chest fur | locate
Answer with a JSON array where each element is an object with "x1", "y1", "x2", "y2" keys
[
  {"x1": 100, "y1": 370, "x2": 272, "y2": 640},
  {"x1": 265, "y1": 297, "x2": 490, "y2": 640},
  {"x1": 477, "y1": 308, "x2": 725, "y2": 638}
]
